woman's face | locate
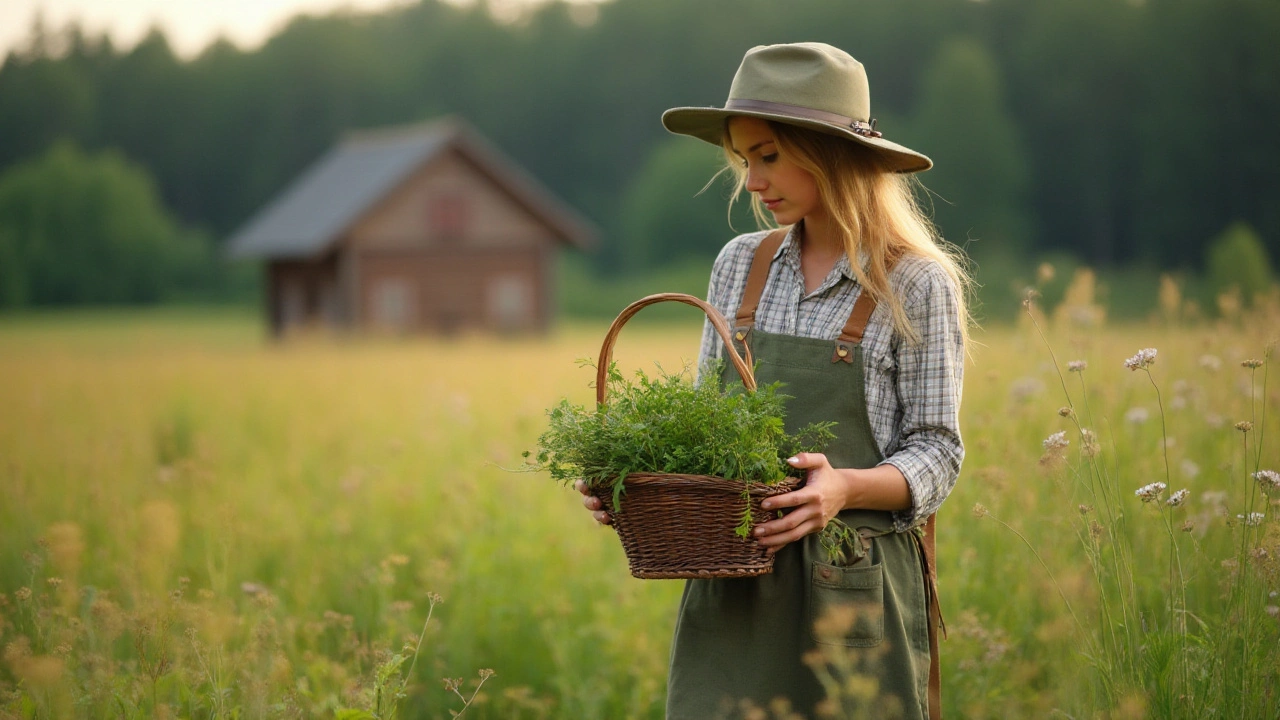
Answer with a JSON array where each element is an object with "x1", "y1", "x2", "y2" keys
[{"x1": 727, "y1": 116, "x2": 824, "y2": 228}]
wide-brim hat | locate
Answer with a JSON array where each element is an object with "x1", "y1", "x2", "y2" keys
[{"x1": 662, "y1": 42, "x2": 932, "y2": 173}]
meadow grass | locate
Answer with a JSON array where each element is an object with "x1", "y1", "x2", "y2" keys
[{"x1": 1, "y1": 283, "x2": 1278, "y2": 719}]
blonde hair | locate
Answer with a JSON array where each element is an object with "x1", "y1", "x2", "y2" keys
[{"x1": 721, "y1": 120, "x2": 973, "y2": 349}]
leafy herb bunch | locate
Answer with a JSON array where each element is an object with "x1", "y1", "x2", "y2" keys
[{"x1": 531, "y1": 360, "x2": 835, "y2": 503}]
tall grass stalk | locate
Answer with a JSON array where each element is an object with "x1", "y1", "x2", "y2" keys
[
  {"x1": 1138, "y1": 364, "x2": 1190, "y2": 693},
  {"x1": 1023, "y1": 299, "x2": 1141, "y2": 694}
]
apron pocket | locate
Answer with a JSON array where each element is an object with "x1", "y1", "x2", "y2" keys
[{"x1": 810, "y1": 559, "x2": 885, "y2": 647}]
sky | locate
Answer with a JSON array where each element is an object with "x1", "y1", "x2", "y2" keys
[{"x1": 0, "y1": 0, "x2": 600, "y2": 60}]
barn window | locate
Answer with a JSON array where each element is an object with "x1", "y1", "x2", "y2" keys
[
  {"x1": 427, "y1": 192, "x2": 471, "y2": 240},
  {"x1": 487, "y1": 274, "x2": 534, "y2": 330},
  {"x1": 372, "y1": 278, "x2": 415, "y2": 331}
]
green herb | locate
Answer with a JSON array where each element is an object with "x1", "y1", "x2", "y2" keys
[
  {"x1": 528, "y1": 359, "x2": 836, "y2": 537},
  {"x1": 817, "y1": 516, "x2": 861, "y2": 565}
]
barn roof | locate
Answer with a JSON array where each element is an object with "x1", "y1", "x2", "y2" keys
[{"x1": 226, "y1": 118, "x2": 596, "y2": 259}]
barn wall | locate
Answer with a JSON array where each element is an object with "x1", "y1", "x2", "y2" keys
[
  {"x1": 345, "y1": 148, "x2": 560, "y2": 251},
  {"x1": 357, "y1": 246, "x2": 549, "y2": 334},
  {"x1": 267, "y1": 254, "x2": 342, "y2": 336}
]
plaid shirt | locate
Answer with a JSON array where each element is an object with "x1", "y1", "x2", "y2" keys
[{"x1": 698, "y1": 228, "x2": 965, "y2": 532}]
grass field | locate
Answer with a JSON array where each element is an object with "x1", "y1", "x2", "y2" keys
[{"x1": 1, "y1": 287, "x2": 1278, "y2": 719}]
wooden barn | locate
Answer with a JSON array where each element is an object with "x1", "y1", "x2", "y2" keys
[{"x1": 227, "y1": 118, "x2": 595, "y2": 336}]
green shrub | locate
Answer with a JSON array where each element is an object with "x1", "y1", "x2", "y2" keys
[{"x1": 1205, "y1": 222, "x2": 1274, "y2": 305}]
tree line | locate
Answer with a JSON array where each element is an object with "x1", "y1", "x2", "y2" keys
[{"x1": 0, "y1": 0, "x2": 1275, "y2": 311}]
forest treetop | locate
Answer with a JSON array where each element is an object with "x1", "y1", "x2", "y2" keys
[{"x1": 1, "y1": 0, "x2": 1277, "y2": 279}]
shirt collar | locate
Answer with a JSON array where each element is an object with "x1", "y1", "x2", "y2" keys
[{"x1": 773, "y1": 223, "x2": 865, "y2": 283}]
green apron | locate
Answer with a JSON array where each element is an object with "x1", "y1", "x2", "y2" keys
[{"x1": 666, "y1": 233, "x2": 938, "y2": 719}]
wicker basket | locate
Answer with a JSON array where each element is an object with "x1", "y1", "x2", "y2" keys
[{"x1": 588, "y1": 292, "x2": 802, "y2": 580}]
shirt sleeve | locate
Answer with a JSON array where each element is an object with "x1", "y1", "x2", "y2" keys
[
  {"x1": 696, "y1": 263, "x2": 724, "y2": 385},
  {"x1": 696, "y1": 233, "x2": 759, "y2": 385},
  {"x1": 881, "y1": 263, "x2": 966, "y2": 531}
]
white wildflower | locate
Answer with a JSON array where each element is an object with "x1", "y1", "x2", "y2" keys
[
  {"x1": 1237, "y1": 512, "x2": 1265, "y2": 527},
  {"x1": 1166, "y1": 489, "x2": 1190, "y2": 507},
  {"x1": 1199, "y1": 354, "x2": 1222, "y2": 372},
  {"x1": 1067, "y1": 360, "x2": 1088, "y2": 373},
  {"x1": 1135, "y1": 482, "x2": 1167, "y2": 503},
  {"x1": 1254, "y1": 470, "x2": 1280, "y2": 493},
  {"x1": 1124, "y1": 348, "x2": 1158, "y2": 371},
  {"x1": 1125, "y1": 407, "x2": 1150, "y2": 425},
  {"x1": 1181, "y1": 459, "x2": 1200, "y2": 480},
  {"x1": 1042, "y1": 431, "x2": 1070, "y2": 451}
]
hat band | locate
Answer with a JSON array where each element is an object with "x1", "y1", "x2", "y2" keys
[{"x1": 724, "y1": 99, "x2": 883, "y2": 138}]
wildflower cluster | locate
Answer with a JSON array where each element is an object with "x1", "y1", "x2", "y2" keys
[
  {"x1": 1013, "y1": 295, "x2": 1279, "y2": 717},
  {"x1": 1237, "y1": 512, "x2": 1266, "y2": 527},
  {"x1": 1042, "y1": 431, "x2": 1069, "y2": 451},
  {"x1": 1123, "y1": 348, "x2": 1158, "y2": 371},
  {"x1": 1135, "y1": 482, "x2": 1167, "y2": 503},
  {"x1": 1254, "y1": 470, "x2": 1280, "y2": 494}
]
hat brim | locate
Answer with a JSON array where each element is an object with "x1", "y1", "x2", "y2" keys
[{"x1": 661, "y1": 106, "x2": 932, "y2": 174}]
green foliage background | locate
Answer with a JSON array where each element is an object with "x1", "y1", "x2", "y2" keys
[
  {"x1": 0, "y1": 0, "x2": 1277, "y2": 311},
  {"x1": 0, "y1": 143, "x2": 254, "y2": 307}
]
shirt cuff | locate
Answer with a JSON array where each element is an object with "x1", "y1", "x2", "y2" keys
[{"x1": 879, "y1": 454, "x2": 936, "y2": 532}]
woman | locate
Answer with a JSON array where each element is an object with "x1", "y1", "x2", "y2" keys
[{"x1": 578, "y1": 42, "x2": 969, "y2": 719}]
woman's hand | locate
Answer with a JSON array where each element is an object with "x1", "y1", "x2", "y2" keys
[
  {"x1": 753, "y1": 453, "x2": 850, "y2": 549},
  {"x1": 574, "y1": 479, "x2": 612, "y2": 525}
]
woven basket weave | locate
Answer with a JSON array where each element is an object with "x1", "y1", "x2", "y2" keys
[{"x1": 589, "y1": 292, "x2": 801, "y2": 580}]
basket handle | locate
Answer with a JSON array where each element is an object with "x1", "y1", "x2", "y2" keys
[{"x1": 596, "y1": 292, "x2": 756, "y2": 406}]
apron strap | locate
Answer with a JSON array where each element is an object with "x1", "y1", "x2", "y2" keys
[
  {"x1": 922, "y1": 513, "x2": 944, "y2": 720},
  {"x1": 733, "y1": 229, "x2": 789, "y2": 329},
  {"x1": 831, "y1": 289, "x2": 877, "y2": 364}
]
